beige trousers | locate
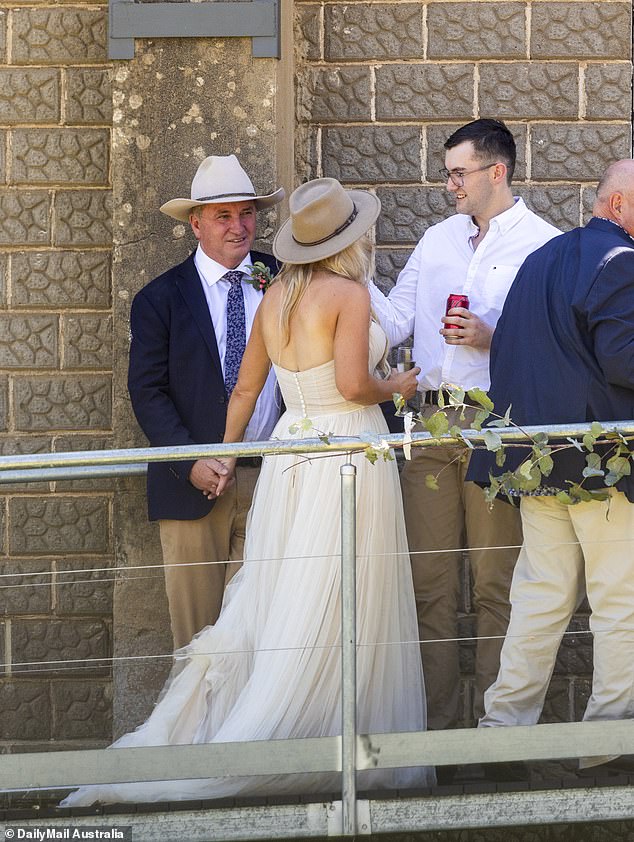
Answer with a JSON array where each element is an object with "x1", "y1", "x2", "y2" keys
[
  {"x1": 401, "y1": 410, "x2": 523, "y2": 729},
  {"x1": 158, "y1": 465, "x2": 259, "y2": 650},
  {"x1": 481, "y1": 490, "x2": 634, "y2": 770}
]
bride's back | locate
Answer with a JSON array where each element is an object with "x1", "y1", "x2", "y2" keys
[{"x1": 259, "y1": 270, "x2": 363, "y2": 373}]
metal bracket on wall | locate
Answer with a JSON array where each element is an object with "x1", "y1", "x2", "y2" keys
[{"x1": 109, "y1": 0, "x2": 279, "y2": 60}]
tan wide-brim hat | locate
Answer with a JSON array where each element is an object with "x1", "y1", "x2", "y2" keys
[
  {"x1": 273, "y1": 178, "x2": 381, "y2": 264},
  {"x1": 160, "y1": 154, "x2": 285, "y2": 222}
]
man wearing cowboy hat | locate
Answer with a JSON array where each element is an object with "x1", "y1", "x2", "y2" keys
[{"x1": 128, "y1": 154, "x2": 284, "y2": 650}]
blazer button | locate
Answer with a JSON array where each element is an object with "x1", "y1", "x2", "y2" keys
[{"x1": 218, "y1": 396, "x2": 226, "y2": 404}]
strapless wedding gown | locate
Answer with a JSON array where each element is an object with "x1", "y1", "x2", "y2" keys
[{"x1": 62, "y1": 322, "x2": 433, "y2": 805}]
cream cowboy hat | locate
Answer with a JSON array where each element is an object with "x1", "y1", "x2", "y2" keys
[
  {"x1": 273, "y1": 178, "x2": 380, "y2": 264},
  {"x1": 160, "y1": 154, "x2": 285, "y2": 222}
]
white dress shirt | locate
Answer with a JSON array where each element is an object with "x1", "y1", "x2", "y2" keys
[
  {"x1": 370, "y1": 198, "x2": 561, "y2": 392},
  {"x1": 194, "y1": 245, "x2": 279, "y2": 442}
]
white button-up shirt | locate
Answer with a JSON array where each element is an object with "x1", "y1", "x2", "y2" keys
[
  {"x1": 370, "y1": 198, "x2": 561, "y2": 391},
  {"x1": 194, "y1": 245, "x2": 279, "y2": 442}
]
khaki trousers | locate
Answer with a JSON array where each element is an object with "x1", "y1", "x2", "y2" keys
[
  {"x1": 158, "y1": 465, "x2": 259, "y2": 650},
  {"x1": 481, "y1": 490, "x2": 634, "y2": 770},
  {"x1": 401, "y1": 410, "x2": 522, "y2": 729}
]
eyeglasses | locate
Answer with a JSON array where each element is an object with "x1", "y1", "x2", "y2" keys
[{"x1": 439, "y1": 162, "x2": 498, "y2": 186}]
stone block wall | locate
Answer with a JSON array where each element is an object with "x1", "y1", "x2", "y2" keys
[
  {"x1": 295, "y1": 0, "x2": 633, "y2": 726},
  {"x1": 0, "y1": 0, "x2": 114, "y2": 751}
]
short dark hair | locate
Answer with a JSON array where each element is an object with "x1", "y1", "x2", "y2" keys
[{"x1": 444, "y1": 119, "x2": 516, "y2": 184}]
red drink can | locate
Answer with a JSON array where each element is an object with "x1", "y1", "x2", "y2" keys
[{"x1": 445, "y1": 293, "x2": 469, "y2": 329}]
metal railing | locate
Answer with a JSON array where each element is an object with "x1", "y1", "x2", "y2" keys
[{"x1": 1, "y1": 421, "x2": 634, "y2": 836}]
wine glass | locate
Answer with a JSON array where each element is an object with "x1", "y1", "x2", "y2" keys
[{"x1": 396, "y1": 346, "x2": 415, "y2": 372}]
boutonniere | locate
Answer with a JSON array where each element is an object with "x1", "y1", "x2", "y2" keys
[{"x1": 247, "y1": 261, "x2": 275, "y2": 293}]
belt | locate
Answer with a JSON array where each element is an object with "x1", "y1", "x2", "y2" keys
[
  {"x1": 238, "y1": 456, "x2": 262, "y2": 468},
  {"x1": 410, "y1": 389, "x2": 478, "y2": 409}
]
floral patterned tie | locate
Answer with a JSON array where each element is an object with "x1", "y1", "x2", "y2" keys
[{"x1": 223, "y1": 270, "x2": 246, "y2": 396}]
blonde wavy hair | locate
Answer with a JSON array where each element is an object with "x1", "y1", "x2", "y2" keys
[{"x1": 275, "y1": 236, "x2": 389, "y2": 374}]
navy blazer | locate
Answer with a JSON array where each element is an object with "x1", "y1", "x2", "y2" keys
[
  {"x1": 128, "y1": 250, "x2": 279, "y2": 521},
  {"x1": 467, "y1": 217, "x2": 634, "y2": 502}
]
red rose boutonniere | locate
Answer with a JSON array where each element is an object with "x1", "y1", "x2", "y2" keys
[{"x1": 247, "y1": 261, "x2": 275, "y2": 293}]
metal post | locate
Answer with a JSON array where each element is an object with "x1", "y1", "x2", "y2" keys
[{"x1": 340, "y1": 462, "x2": 357, "y2": 836}]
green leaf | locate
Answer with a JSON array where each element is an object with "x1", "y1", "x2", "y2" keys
[
  {"x1": 424, "y1": 411, "x2": 449, "y2": 438},
  {"x1": 495, "y1": 448, "x2": 507, "y2": 468},
  {"x1": 519, "y1": 460, "x2": 535, "y2": 480},
  {"x1": 471, "y1": 409, "x2": 489, "y2": 431},
  {"x1": 318, "y1": 434, "x2": 330, "y2": 444},
  {"x1": 483, "y1": 429, "x2": 503, "y2": 452},
  {"x1": 288, "y1": 423, "x2": 299, "y2": 434},
  {"x1": 539, "y1": 453, "x2": 554, "y2": 476},
  {"x1": 393, "y1": 393, "x2": 406, "y2": 413},
  {"x1": 582, "y1": 452, "x2": 604, "y2": 478},
  {"x1": 591, "y1": 421, "x2": 604, "y2": 437},
  {"x1": 606, "y1": 455, "x2": 631, "y2": 477},
  {"x1": 466, "y1": 388, "x2": 494, "y2": 412},
  {"x1": 425, "y1": 473, "x2": 439, "y2": 491},
  {"x1": 449, "y1": 425, "x2": 463, "y2": 438},
  {"x1": 582, "y1": 433, "x2": 596, "y2": 452},
  {"x1": 533, "y1": 432, "x2": 549, "y2": 446},
  {"x1": 556, "y1": 490, "x2": 575, "y2": 505},
  {"x1": 364, "y1": 446, "x2": 378, "y2": 465},
  {"x1": 448, "y1": 387, "x2": 465, "y2": 406}
]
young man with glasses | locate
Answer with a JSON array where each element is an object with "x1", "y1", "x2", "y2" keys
[{"x1": 370, "y1": 119, "x2": 560, "y2": 755}]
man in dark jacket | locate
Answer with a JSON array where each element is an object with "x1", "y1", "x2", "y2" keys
[
  {"x1": 468, "y1": 160, "x2": 634, "y2": 774},
  {"x1": 128, "y1": 155, "x2": 283, "y2": 649}
]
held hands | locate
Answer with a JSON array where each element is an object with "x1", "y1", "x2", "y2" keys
[
  {"x1": 189, "y1": 458, "x2": 235, "y2": 500},
  {"x1": 440, "y1": 307, "x2": 493, "y2": 350},
  {"x1": 388, "y1": 365, "x2": 421, "y2": 401}
]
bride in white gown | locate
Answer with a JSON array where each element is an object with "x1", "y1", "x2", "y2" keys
[{"x1": 62, "y1": 178, "x2": 434, "y2": 806}]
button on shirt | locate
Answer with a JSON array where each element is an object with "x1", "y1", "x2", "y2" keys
[
  {"x1": 194, "y1": 245, "x2": 279, "y2": 442},
  {"x1": 370, "y1": 198, "x2": 561, "y2": 392}
]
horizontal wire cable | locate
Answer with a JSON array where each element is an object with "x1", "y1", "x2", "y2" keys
[
  {"x1": 2, "y1": 535, "x2": 634, "y2": 585},
  {"x1": 2, "y1": 626, "x2": 610, "y2": 677}
]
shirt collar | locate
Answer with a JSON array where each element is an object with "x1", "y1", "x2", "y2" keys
[
  {"x1": 465, "y1": 196, "x2": 527, "y2": 239},
  {"x1": 194, "y1": 244, "x2": 253, "y2": 287}
]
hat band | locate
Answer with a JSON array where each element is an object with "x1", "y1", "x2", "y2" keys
[
  {"x1": 194, "y1": 191, "x2": 257, "y2": 202},
  {"x1": 292, "y1": 206, "x2": 358, "y2": 247}
]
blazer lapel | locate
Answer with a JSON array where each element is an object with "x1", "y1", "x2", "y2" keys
[{"x1": 175, "y1": 254, "x2": 224, "y2": 380}]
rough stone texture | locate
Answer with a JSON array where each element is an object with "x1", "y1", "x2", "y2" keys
[
  {"x1": 0, "y1": 315, "x2": 58, "y2": 368},
  {"x1": 376, "y1": 187, "x2": 452, "y2": 244},
  {"x1": 0, "y1": 68, "x2": 59, "y2": 123},
  {"x1": 376, "y1": 64, "x2": 474, "y2": 121},
  {"x1": 0, "y1": 255, "x2": 5, "y2": 307},
  {"x1": 426, "y1": 123, "x2": 528, "y2": 183},
  {"x1": 299, "y1": 66, "x2": 371, "y2": 123},
  {"x1": 585, "y1": 62, "x2": 633, "y2": 120},
  {"x1": 296, "y1": 5, "x2": 321, "y2": 61},
  {"x1": 0, "y1": 435, "x2": 52, "y2": 493},
  {"x1": 531, "y1": 124, "x2": 631, "y2": 181},
  {"x1": 52, "y1": 434, "x2": 116, "y2": 493},
  {"x1": 479, "y1": 63, "x2": 579, "y2": 120},
  {"x1": 514, "y1": 185, "x2": 581, "y2": 232},
  {"x1": 554, "y1": 617, "x2": 593, "y2": 675},
  {"x1": 0, "y1": 10, "x2": 6, "y2": 64},
  {"x1": 326, "y1": 4, "x2": 424, "y2": 60},
  {"x1": 0, "y1": 191, "x2": 49, "y2": 245},
  {"x1": 531, "y1": 2, "x2": 631, "y2": 60},
  {"x1": 64, "y1": 68, "x2": 112, "y2": 124},
  {"x1": 540, "y1": 678, "x2": 570, "y2": 724},
  {"x1": 428, "y1": 2, "x2": 526, "y2": 59},
  {"x1": 323, "y1": 127, "x2": 421, "y2": 183},
  {"x1": 12, "y1": 8, "x2": 108, "y2": 64},
  {"x1": 52, "y1": 680, "x2": 112, "y2": 740},
  {"x1": 14, "y1": 375, "x2": 112, "y2": 431},
  {"x1": 11, "y1": 251, "x2": 111, "y2": 309},
  {"x1": 53, "y1": 190, "x2": 113, "y2": 246},
  {"x1": 582, "y1": 186, "x2": 598, "y2": 224},
  {"x1": 8, "y1": 497, "x2": 110, "y2": 555},
  {"x1": 11, "y1": 619, "x2": 109, "y2": 676},
  {"x1": 0, "y1": 377, "x2": 7, "y2": 431},
  {"x1": 0, "y1": 560, "x2": 51, "y2": 615},
  {"x1": 12, "y1": 129, "x2": 109, "y2": 185},
  {"x1": 374, "y1": 249, "x2": 412, "y2": 293},
  {"x1": 0, "y1": 682, "x2": 51, "y2": 740},
  {"x1": 61, "y1": 314, "x2": 113, "y2": 369},
  {"x1": 56, "y1": 558, "x2": 114, "y2": 615}
]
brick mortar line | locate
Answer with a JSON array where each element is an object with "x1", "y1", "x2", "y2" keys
[{"x1": 303, "y1": 59, "x2": 632, "y2": 66}]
